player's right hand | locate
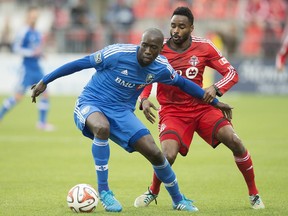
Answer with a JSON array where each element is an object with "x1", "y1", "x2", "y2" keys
[
  {"x1": 31, "y1": 80, "x2": 47, "y2": 103},
  {"x1": 142, "y1": 99, "x2": 158, "y2": 124},
  {"x1": 203, "y1": 85, "x2": 217, "y2": 103},
  {"x1": 214, "y1": 101, "x2": 233, "y2": 121}
]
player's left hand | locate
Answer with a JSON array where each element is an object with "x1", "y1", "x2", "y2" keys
[
  {"x1": 214, "y1": 101, "x2": 233, "y2": 121},
  {"x1": 203, "y1": 85, "x2": 217, "y2": 103},
  {"x1": 31, "y1": 80, "x2": 47, "y2": 103},
  {"x1": 142, "y1": 99, "x2": 158, "y2": 124}
]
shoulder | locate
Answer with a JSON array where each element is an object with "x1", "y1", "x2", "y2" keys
[
  {"x1": 90, "y1": 44, "x2": 137, "y2": 66},
  {"x1": 192, "y1": 35, "x2": 222, "y2": 56},
  {"x1": 154, "y1": 55, "x2": 173, "y2": 72},
  {"x1": 192, "y1": 35, "x2": 213, "y2": 46},
  {"x1": 102, "y1": 44, "x2": 137, "y2": 59},
  {"x1": 155, "y1": 54, "x2": 169, "y2": 65}
]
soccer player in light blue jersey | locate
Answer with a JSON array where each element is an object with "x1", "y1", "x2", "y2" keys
[
  {"x1": 0, "y1": 6, "x2": 53, "y2": 131},
  {"x1": 31, "y1": 28, "x2": 232, "y2": 212}
]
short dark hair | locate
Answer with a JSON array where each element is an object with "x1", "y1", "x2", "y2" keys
[{"x1": 172, "y1": 7, "x2": 194, "y2": 25}]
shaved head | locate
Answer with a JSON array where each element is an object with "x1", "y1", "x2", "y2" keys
[
  {"x1": 137, "y1": 28, "x2": 164, "y2": 66},
  {"x1": 142, "y1": 28, "x2": 164, "y2": 45}
]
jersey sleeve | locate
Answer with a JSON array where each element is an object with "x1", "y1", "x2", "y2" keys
[
  {"x1": 89, "y1": 50, "x2": 105, "y2": 69},
  {"x1": 89, "y1": 45, "x2": 119, "y2": 70},
  {"x1": 205, "y1": 40, "x2": 239, "y2": 96},
  {"x1": 42, "y1": 56, "x2": 93, "y2": 84},
  {"x1": 173, "y1": 75, "x2": 218, "y2": 105},
  {"x1": 139, "y1": 84, "x2": 152, "y2": 99}
]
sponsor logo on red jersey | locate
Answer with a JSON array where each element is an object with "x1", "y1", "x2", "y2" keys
[{"x1": 218, "y1": 57, "x2": 228, "y2": 65}]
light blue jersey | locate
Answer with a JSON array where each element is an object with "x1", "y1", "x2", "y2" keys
[
  {"x1": 0, "y1": 24, "x2": 50, "y2": 126},
  {"x1": 79, "y1": 44, "x2": 178, "y2": 111},
  {"x1": 76, "y1": 44, "x2": 179, "y2": 151},
  {"x1": 13, "y1": 26, "x2": 43, "y2": 93}
]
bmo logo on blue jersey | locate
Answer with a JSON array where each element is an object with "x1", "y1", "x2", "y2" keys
[{"x1": 115, "y1": 77, "x2": 135, "y2": 88}]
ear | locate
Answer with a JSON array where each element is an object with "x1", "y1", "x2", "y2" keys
[{"x1": 191, "y1": 25, "x2": 194, "y2": 32}]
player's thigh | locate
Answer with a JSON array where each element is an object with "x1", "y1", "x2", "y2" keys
[
  {"x1": 197, "y1": 108, "x2": 231, "y2": 147},
  {"x1": 159, "y1": 115, "x2": 196, "y2": 155},
  {"x1": 73, "y1": 103, "x2": 105, "y2": 139},
  {"x1": 133, "y1": 134, "x2": 163, "y2": 163},
  {"x1": 216, "y1": 125, "x2": 245, "y2": 154},
  {"x1": 86, "y1": 112, "x2": 110, "y2": 137},
  {"x1": 159, "y1": 115, "x2": 196, "y2": 143},
  {"x1": 161, "y1": 139, "x2": 179, "y2": 162},
  {"x1": 216, "y1": 124, "x2": 237, "y2": 144},
  {"x1": 107, "y1": 109, "x2": 150, "y2": 152}
]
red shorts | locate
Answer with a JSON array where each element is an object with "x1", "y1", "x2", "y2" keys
[{"x1": 158, "y1": 105, "x2": 232, "y2": 156}]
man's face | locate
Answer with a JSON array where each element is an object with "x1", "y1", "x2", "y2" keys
[
  {"x1": 27, "y1": 9, "x2": 39, "y2": 28},
  {"x1": 170, "y1": 15, "x2": 193, "y2": 45},
  {"x1": 138, "y1": 33, "x2": 163, "y2": 66}
]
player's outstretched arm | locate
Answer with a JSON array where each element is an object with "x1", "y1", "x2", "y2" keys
[
  {"x1": 174, "y1": 75, "x2": 219, "y2": 105},
  {"x1": 31, "y1": 80, "x2": 47, "y2": 103},
  {"x1": 31, "y1": 56, "x2": 93, "y2": 103},
  {"x1": 173, "y1": 74, "x2": 233, "y2": 120}
]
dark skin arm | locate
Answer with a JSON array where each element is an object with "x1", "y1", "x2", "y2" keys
[
  {"x1": 203, "y1": 85, "x2": 232, "y2": 120},
  {"x1": 203, "y1": 85, "x2": 217, "y2": 103},
  {"x1": 141, "y1": 98, "x2": 233, "y2": 124},
  {"x1": 215, "y1": 101, "x2": 233, "y2": 121},
  {"x1": 142, "y1": 99, "x2": 158, "y2": 124},
  {"x1": 31, "y1": 80, "x2": 47, "y2": 103}
]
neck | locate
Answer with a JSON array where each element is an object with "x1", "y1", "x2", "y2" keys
[{"x1": 168, "y1": 37, "x2": 192, "y2": 53}]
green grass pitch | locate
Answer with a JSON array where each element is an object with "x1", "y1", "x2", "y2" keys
[{"x1": 0, "y1": 93, "x2": 287, "y2": 216}]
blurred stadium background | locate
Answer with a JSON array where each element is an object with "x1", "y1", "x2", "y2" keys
[
  {"x1": 0, "y1": 0, "x2": 287, "y2": 95},
  {"x1": 1, "y1": 1, "x2": 288, "y2": 215}
]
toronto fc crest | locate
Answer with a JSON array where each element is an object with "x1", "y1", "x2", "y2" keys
[{"x1": 189, "y1": 55, "x2": 199, "y2": 66}]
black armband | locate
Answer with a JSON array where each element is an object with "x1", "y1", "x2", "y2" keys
[{"x1": 213, "y1": 84, "x2": 223, "y2": 97}]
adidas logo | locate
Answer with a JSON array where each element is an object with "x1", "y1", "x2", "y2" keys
[{"x1": 121, "y1": 70, "x2": 128, "y2": 75}]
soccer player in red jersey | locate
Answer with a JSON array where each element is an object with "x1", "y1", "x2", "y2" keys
[
  {"x1": 134, "y1": 7, "x2": 265, "y2": 210},
  {"x1": 276, "y1": 29, "x2": 288, "y2": 72}
]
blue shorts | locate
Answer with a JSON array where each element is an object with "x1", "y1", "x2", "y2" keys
[
  {"x1": 16, "y1": 65, "x2": 44, "y2": 93},
  {"x1": 73, "y1": 101, "x2": 150, "y2": 152}
]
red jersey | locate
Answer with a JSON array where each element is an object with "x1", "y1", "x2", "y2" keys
[{"x1": 140, "y1": 36, "x2": 239, "y2": 111}]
